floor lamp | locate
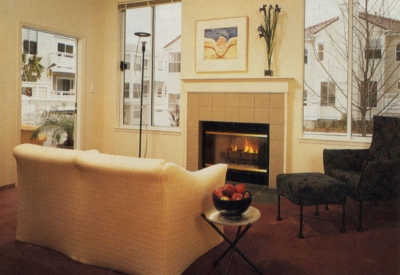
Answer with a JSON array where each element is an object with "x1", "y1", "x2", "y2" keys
[{"x1": 134, "y1": 32, "x2": 151, "y2": 158}]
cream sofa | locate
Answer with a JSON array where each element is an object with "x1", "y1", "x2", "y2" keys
[{"x1": 13, "y1": 144, "x2": 227, "y2": 275}]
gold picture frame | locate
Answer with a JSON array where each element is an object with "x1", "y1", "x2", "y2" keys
[{"x1": 196, "y1": 16, "x2": 248, "y2": 73}]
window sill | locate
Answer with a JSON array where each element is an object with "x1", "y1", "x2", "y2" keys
[
  {"x1": 114, "y1": 125, "x2": 181, "y2": 135},
  {"x1": 299, "y1": 133, "x2": 371, "y2": 147}
]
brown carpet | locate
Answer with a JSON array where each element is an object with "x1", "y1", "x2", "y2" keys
[{"x1": 1, "y1": 187, "x2": 399, "y2": 275}]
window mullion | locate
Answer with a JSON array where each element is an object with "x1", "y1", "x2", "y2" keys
[
  {"x1": 347, "y1": 0, "x2": 354, "y2": 138},
  {"x1": 150, "y1": 6, "x2": 156, "y2": 126}
]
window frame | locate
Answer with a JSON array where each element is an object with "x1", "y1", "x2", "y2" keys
[
  {"x1": 302, "y1": 1, "x2": 400, "y2": 142},
  {"x1": 119, "y1": 2, "x2": 181, "y2": 132},
  {"x1": 22, "y1": 29, "x2": 38, "y2": 55},
  {"x1": 304, "y1": 46, "x2": 308, "y2": 64},
  {"x1": 361, "y1": 80, "x2": 378, "y2": 108},
  {"x1": 365, "y1": 38, "x2": 382, "y2": 59},
  {"x1": 317, "y1": 43, "x2": 324, "y2": 61},
  {"x1": 320, "y1": 81, "x2": 336, "y2": 107}
]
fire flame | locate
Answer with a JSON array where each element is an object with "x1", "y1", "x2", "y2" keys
[
  {"x1": 231, "y1": 139, "x2": 258, "y2": 154},
  {"x1": 244, "y1": 139, "x2": 258, "y2": 153}
]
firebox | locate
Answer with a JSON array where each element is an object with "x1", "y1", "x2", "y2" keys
[{"x1": 200, "y1": 121, "x2": 269, "y2": 185}]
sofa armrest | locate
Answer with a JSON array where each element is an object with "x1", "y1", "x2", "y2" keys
[
  {"x1": 159, "y1": 163, "x2": 228, "y2": 274},
  {"x1": 357, "y1": 159, "x2": 400, "y2": 201},
  {"x1": 323, "y1": 149, "x2": 373, "y2": 173},
  {"x1": 163, "y1": 163, "x2": 228, "y2": 214}
]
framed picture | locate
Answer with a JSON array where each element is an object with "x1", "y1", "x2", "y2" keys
[{"x1": 196, "y1": 17, "x2": 248, "y2": 73}]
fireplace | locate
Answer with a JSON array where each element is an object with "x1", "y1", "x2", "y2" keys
[
  {"x1": 201, "y1": 121, "x2": 269, "y2": 185},
  {"x1": 185, "y1": 82, "x2": 289, "y2": 189}
]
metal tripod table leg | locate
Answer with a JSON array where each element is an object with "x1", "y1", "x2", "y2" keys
[{"x1": 201, "y1": 206, "x2": 263, "y2": 275}]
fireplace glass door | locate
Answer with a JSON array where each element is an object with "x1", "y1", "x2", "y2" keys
[{"x1": 201, "y1": 121, "x2": 269, "y2": 185}]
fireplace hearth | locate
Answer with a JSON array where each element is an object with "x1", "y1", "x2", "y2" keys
[{"x1": 201, "y1": 121, "x2": 269, "y2": 185}]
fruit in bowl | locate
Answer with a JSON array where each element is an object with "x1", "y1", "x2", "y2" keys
[{"x1": 212, "y1": 183, "x2": 252, "y2": 219}]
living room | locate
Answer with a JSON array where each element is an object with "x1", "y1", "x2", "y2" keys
[
  {"x1": 1, "y1": 0, "x2": 400, "y2": 274},
  {"x1": 1, "y1": 0, "x2": 378, "y2": 190}
]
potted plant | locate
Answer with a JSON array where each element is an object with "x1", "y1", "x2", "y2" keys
[
  {"x1": 30, "y1": 104, "x2": 75, "y2": 149},
  {"x1": 258, "y1": 4, "x2": 282, "y2": 76}
]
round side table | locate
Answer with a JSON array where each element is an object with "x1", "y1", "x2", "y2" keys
[{"x1": 201, "y1": 206, "x2": 263, "y2": 275}]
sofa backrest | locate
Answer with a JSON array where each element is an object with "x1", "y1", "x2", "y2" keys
[
  {"x1": 369, "y1": 115, "x2": 400, "y2": 160},
  {"x1": 13, "y1": 143, "x2": 227, "y2": 275},
  {"x1": 13, "y1": 144, "x2": 84, "y2": 256}
]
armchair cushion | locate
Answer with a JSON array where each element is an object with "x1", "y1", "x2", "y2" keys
[
  {"x1": 323, "y1": 149, "x2": 373, "y2": 172},
  {"x1": 358, "y1": 159, "x2": 400, "y2": 201},
  {"x1": 327, "y1": 168, "x2": 361, "y2": 198},
  {"x1": 369, "y1": 116, "x2": 400, "y2": 160}
]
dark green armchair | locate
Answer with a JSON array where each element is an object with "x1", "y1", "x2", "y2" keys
[{"x1": 323, "y1": 115, "x2": 400, "y2": 232}]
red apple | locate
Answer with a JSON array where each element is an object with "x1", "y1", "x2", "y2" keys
[
  {"x1": 231, "y1": 192, "x2": 243, "y2": 201},
  {"x1": 212, "y1": 187, "x2": 223, "y2": 199},
  {"x1": 243, "y1": 191, "x2": 251, "y2": 199},
  {"x1": 222, "y1": 183, "x2": 235, "y2": 198},
  {"x1": 235, "y1": 183, "x2": 247, "y2": 194},
  {"x1": 221, "y1": 196, "x2": 230, "y2": 201}
]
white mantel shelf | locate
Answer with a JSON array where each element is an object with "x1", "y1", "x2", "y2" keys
[{"x1": 182, "y1": 77, "x2": 292, "y2": 94}]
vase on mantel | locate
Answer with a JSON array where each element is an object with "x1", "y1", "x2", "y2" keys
[
  {"x1": 264, "y1": 60, "x2": 274, "y2": 76},
  {"x1": 264, "y1": 69, "x2": 273, "y2": 76}
]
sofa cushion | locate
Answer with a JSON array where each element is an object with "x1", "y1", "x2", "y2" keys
[{"x1": 369, "y1": 116, "x2": 400, "y2": 160}]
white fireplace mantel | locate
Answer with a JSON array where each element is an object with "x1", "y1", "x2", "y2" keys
[{"x1": 182, "y1": 77, "x2": 292, "y2": 94}]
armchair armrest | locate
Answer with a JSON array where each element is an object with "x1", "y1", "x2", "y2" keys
[
  {"x1": 323, "y1": 149, "x2": 373, "y2": 173},
  {"x1": 357, "y1": 159, "x2": 400, "y2": 201}
]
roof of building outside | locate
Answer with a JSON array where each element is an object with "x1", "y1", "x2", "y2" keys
[{"x1": 305, "y1": 12, "x2": 400, "y2": 39}]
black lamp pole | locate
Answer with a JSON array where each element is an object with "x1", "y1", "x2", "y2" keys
[{"x1": 134, "y1": 32, "x2": 151, "y2": 158}]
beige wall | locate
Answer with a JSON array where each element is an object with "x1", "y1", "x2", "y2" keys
[
  {"x1": 0, "y1": 0, "x2": 105, "y2": 187},
  {"x1": 101, "y1": 0, "x2": 187, "y2": 165},
  {"x1": 0, "y1": 0, "x2": 370, "y2": 188},
  {"x1": 103, "y1": 0, "x2": 370, "y2": 176}
]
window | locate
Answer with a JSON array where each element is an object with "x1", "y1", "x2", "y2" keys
[
  {"x1": 132, "y1": 83, "x2": 148, "y2": 98},
  {"x1": 304, "y1": 46, "x2": 308, "y2": 64},
  {"x1": 365, "y1": 38, "x2": 381, "y2": 59},
  {"x1": 157, "y1": 87, "x2": 163, "y2": 97},
  {"x1": 133, "y1": 55, "x2": 141, "y2": 71},
  {"x1": 169, "y1": 52, "x2": 181, "y2": 73},
  {"x1": 124, "y1": 83, "x2": 130, "y2": 98},
  {"x1": 125, "y1": 54, "x2": 131, "y2": 70},
  {"x1": 21, "y1": 27, "x2": 77, "y2": 147},
  {"x1": 361, "y1": 81, "x2": 378, "y2": 108},
  {"x1": 318, "y1": 43, "x2": 324, "y2": 61},
  {"x1": 303, "y1": 0, "x2": 400, "y2": 137},
  {"x1": 320, "y1": 82, "x2": 335, "y2": 107},
  {"x1": 22, "y1": 28, "x2": 37, "y2": 54},
  {"x1": 56, "y1": 79, "x2": 74, "y2": 92},
  {"x1": 57, "y1": 43, "x2": 74, "y2": 60},
  {"x1": 121, "y1": 2, "x2": 181, "y2": 127}
]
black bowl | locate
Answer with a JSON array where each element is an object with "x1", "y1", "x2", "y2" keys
[{"x1": 212, "y1": 192, "x2": 252, "y2": 219}]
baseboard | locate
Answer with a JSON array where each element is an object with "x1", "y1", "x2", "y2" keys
[{"x1": 0, "y1": 183, "x2": 16, "y2": 191}]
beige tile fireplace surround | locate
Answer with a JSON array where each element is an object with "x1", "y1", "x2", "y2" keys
[{"x1": 184, "y1": 78, "x2": 290, "y2": 189}]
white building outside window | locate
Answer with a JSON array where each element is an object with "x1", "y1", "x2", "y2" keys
[
  {"x1": 303, "y1": 0, "x2": 400, "y2": 138},
  {"x1": 120, "y1": 2, "x2": 181, "y2": 128}
]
